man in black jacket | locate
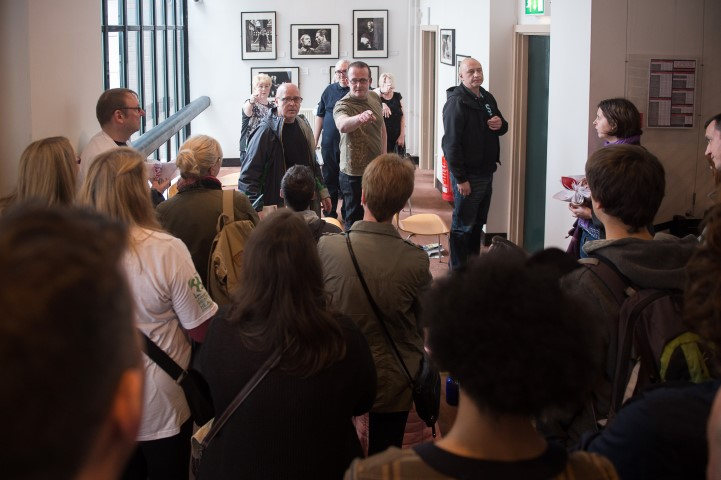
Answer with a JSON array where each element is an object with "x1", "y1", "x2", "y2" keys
[{"x1": 442, "y1": 57, "x2": 508, "y2": 270}]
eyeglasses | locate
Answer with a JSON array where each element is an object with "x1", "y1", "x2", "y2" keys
[
  {"x1": 118, "y1": 106, "x2": 144, "y2": 112},
  {"x1": 349, "y1": 78, "x2": 370, "y2": 85},
  {"x1": 335, "y1": 69, "x2": 348, "y2": 75},
  {"x1": 279, "y1": 96, "x2": 303, "y2": 104}
]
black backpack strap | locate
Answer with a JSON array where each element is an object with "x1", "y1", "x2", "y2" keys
[
  {"x1": 578, "y1": 256, "x2": 634, "y2": 305},
  {"x1": 142, "y1": 333, "x2": 185, "y2": 382}
]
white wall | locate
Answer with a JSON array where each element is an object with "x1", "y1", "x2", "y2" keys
[
  {"x1": 0, "y1": 0, "x2": 102, "y2": 197},
  {"x1": 418, "y1": 0, "x2": 517, "y2": 233},
  {"x1": 188, "y1": 1, "x2": 414, "y2": 159},
  {"x1": 543, "y1": 0, "x2": 594, "y2": 248},
  {"x1": 544, "y1": 0, "x2": 721, "y2": 249}
]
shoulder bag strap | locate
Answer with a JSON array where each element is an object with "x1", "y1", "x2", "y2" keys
[
  {"x1": 201, "y1": 347, "x2": 282, "y2": 449},
  {"x1": 345, "y1": 233, "x2": 414, "y2": 386},
  {"x1": 222, "y1": 189, "x2": 235, "y2": 223},
  {"x1": 142, "y1": 333, "x2": 185, "y2": 381}
]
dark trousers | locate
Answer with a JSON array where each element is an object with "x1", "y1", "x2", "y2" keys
[
  {"x1": 340, "y1": 172, "x2": 364, "y2": 230},
  {"x1": 368, "y1": 411, "x2": 410, "y2": 455},
  {"x1": 321, "y1": 146, "x2": 341, "y2": 218},
  {"x1": 122, "y1": 419, "x2": 193, "y2": 480},
  {"x1": 449, "y1": 172, "x2": 493, "y2": 270}
]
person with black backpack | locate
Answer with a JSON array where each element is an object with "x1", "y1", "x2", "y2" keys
[
  {"x1": 540, "y1": 145, "x2": 701, "y2": 446},
  {"x1": 580, "y1": 203, "x2": 721, "y2": 479}
]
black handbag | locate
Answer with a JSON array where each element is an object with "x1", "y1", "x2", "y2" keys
[
  {"x1": 345, "y1": 234, "x2": 441, "y2": 436},
  {"x1": 142, "y1": 333, "x2": 215, "y2": 425}
]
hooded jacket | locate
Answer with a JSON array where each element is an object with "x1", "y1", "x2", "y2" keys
[{"x1": 441, "y1": 84, "x2": 508, "y2": 182}]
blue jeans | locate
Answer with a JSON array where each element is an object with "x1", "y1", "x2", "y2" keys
[
  {"x1": 450, "y1": 172, "x2": 493, "y2": 270},
  {"x1": 339, "y1": 172, "x2": 364, "y2": 230},
  {"x1": 321, "y1": 146, "x2": 340, "y2": 218}
]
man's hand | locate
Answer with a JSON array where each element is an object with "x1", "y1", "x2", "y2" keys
[
  {"x1": 568, "y1": 203, "x2": 592, "y2": 220},
  {"x1": 152, "y1": 177, "x2": 171, "y2": 193},
  {"x1": 321, "y1": 197, "x2": 332, "y2": 213},
  {"x1": 356, "y1": 110, "x2": 377, "y2": 125},
  {"x1": 487, "y1": 115, "x2": 502, "y2": 131},
  {"x1": 457, "y1": 181, "x2": 471, "y2": 197}
]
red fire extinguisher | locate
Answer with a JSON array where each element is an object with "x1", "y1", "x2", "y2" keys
[{"x1": 441, "y1": 156, "x2": 454, "y2": 203}]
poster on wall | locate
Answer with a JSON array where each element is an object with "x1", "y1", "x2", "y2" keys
[
  {"x1": 440, "y1": 29, "x2": 455, "y2": 66},
  {"x1": 647, "y1": 59, "x2": 696, "y2": 128},
  {"x1": 290, "y1": 24, "x2": 339, "y2": 59},
  {"x1": 241, "y1": 11, "x2": 276, "y2": 60},
  {"x1": 353, "y1": 10, "x2": 388, "y2": 58},
  {"x1": 455, "y1": 54, "x2": 470, "y2": 85},
  {"x1": 250, "y1": 67, "x2": 299, "y2": 99}
]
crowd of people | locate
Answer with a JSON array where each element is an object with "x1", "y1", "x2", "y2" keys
[{"x1": 3, "y1": 56, "x2": 721, "y2": 480}]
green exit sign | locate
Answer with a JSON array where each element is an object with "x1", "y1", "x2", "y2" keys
[{"x1": 526, "y1": 0, "x2": 545, "y2": 15}]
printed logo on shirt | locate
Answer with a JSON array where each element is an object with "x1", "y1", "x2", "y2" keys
[{"x1": 188, "y1": 274, "x2": 215, "y2": 312}]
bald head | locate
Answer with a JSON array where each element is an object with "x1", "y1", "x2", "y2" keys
[
  {"x1": 459, "y1": 57, "x2": 484, "y2": 94},
  {"x1": 275, "y1": 83, "x2": 302, "y2": 123}
]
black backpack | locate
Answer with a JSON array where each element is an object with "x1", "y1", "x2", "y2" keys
[{"x1": 580, "y1": 256, "x2": 713, "y2": 419}]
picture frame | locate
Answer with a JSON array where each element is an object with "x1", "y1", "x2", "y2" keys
[
  {"x1": 353, "y1": 10, "x2": 388, "y2": 58},
  {"x1": 241, "y1": 11, "x2": 276, "y2": 60},
  {"x1": 440, "y1": 29, "x2": 455, "y2": 66},
  {"x1": 455, "y1": 54, "x2": 470, "y2": 85},
  {"x1": 330, "y1": 65, "x2": 379, "y2": 87},
  {"x1": 250, "y1": 67, "x2": 300, "y2": 99},
  {"x1": 290, "y1": 24, "x2": 339, "y2": 59}
]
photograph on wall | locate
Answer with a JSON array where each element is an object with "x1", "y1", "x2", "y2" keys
[
  {"x1": 241, "y1": 11, "x2": 276, "y2": 60},
  {"x1": 456, "y1": 54, "x2": 470, "y2": 85},
  {"x1": 440, "y1": 29, "x2": 455, "y2": 66},
  {"x1": 250, "y1": 67, "x2": 299, "y2": 99},
  {"x1": 291, "y1": 24, "x2": 339, "y2": 59},
  {"x1": 328, "y1": 65, "x2": 378, "y2": 87},
  {"x1": 353, "y1": 10, "x2": 388, "y2": 58}
]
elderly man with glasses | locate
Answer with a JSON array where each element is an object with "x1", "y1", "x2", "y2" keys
[
  {"x1": 333, "y1": 61, "x2": 387, "y2": 230},
  {"x1": 239, "y1": 82, "x2": 331, "y2": 214},
  {"x1": 314, "y1": 59, "x2": 351, "y2": 219}
]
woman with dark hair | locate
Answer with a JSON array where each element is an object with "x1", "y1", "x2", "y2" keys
[
  {"x1": 568, "y1": 98, "x2": 644, "y2": 257},
  {"x1": 196, "y1": 209, "x2": 376, "y2": 479},
  {"x1": 346, "y1": 248, "x2": 617, "y2": 479}
]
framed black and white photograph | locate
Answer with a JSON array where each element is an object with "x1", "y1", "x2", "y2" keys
[
  {"x1": 456, "y1": 54, "x2": 470, "y2": 85},
  {"x1": 329, "y1": 65, "x2": 379, "y2": 87},
  {"x1": 241, "y1": 11, "x2": 276, "y2": 60},
  {"x1": 250, "y1": 67, "x2": 299, "y2": 99},
  {"x1": 353, "y1": 10, "x2": 388, "y2": 58},
  {"x1": 291, "y1": 24, "x2": 339, "y2": 59},
  {"x1": 440, "y1": 29, "x2": 455, "y2": 66}
]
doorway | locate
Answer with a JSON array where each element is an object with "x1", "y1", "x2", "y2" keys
[
  {"x1": 419, "y1": 27, "x2": 437, "y2": 172},
  {"x1": 509, "y1": 26, "x2": 550, "y2": 251}
]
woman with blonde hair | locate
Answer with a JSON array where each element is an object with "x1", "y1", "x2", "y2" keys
[
  {"x1": 156, "y1": 134, "x2": 258, "y2": 291},
  {"x1": 79, "y1": 147, "x2": 218, "y2": 480},
  {"x1": 0, "y1": 136, "x2": 77, "y2": 212},
  {"x1": 240, "y1": 73, "x2": 273, "y2": 162},
  {"x1": 373, "y1": 73, "x2": 406, "y2": 155}
]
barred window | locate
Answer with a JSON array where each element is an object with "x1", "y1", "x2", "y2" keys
[{"x1": 102, "y1": 0, "x2": 189, "y2": 160}]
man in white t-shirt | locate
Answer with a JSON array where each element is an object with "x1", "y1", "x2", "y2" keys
[{"x1": 79, "y1": 89, "x2": 170, "y2": 204}]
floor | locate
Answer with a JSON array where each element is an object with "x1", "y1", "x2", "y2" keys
[{"x1": 219, "y1": 167, "x2": 454, "y2": 280}]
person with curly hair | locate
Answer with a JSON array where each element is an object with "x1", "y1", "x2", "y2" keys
[{"x1": 345, "y1": 248, "x2": 618, "y2": 479}]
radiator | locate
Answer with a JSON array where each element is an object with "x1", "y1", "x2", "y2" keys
[{"x1": 299, "y1": 107, "x2": 316, "y2": 126}]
